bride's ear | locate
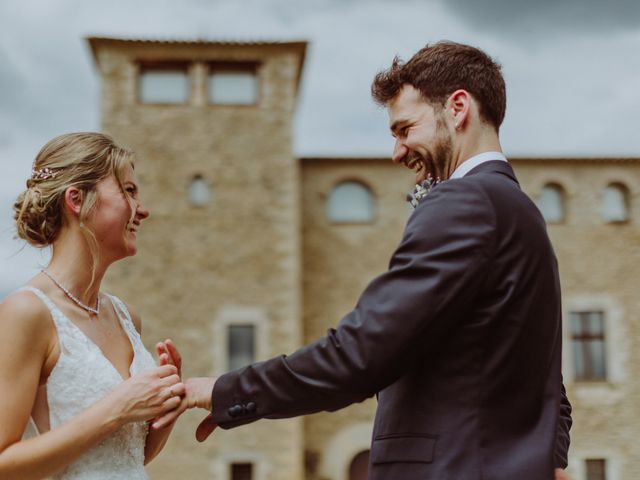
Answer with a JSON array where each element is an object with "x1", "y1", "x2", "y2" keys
[{"x1": 63, "y1": 187, "x2": 83, "y2": 216}]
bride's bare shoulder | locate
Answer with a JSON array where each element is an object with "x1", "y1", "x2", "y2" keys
[{"x1": 0, "y1": 289, "x2": 53, "y2": 339}]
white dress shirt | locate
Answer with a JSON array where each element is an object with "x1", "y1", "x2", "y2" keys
[{"x1": 450, "y1": 151, "x2": 508, "y2": 179}]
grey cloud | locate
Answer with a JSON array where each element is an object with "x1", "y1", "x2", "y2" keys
[
  {"x1": 444, "y1": 0, "x2": 640, "y2": 35},
  {"x1": 0, "y1": 47, "x2": 30, "y2": 110}
]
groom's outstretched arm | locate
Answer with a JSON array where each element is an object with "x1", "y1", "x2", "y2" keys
[
  {"x1": 209, "y1": 181, "x2": 495, "y2": 430},
  {"x1": 555, "y1": 379, "x2": 572, "y2": 468}
]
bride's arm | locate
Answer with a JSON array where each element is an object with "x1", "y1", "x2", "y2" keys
[
  {"x1": 123, "y1": 302, "x2": 183, "y2": 464},
  {"x1": 0, "y1": 292, "x2": 183, "y2": 480}
]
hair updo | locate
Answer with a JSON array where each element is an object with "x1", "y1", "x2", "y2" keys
[{"x1": 14, "y1": 132, "x2": 135, "y2": 248}]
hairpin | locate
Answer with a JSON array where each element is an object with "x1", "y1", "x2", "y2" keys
[{"x1": 31, "y1": 167, "x2": 63, "y2": 180}]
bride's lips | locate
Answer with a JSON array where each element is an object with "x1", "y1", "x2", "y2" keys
[{"x1": 127, "y1": 220, "x2": 140, "y2": 235}]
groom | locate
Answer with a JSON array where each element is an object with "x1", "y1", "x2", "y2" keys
[{"x1": 158, "y1": 41, "x2": 572, "y2": 479}]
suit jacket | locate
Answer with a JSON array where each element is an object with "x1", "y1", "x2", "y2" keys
[{"x1": 212, "y1": 160, "x2": 572, "y2": 479}]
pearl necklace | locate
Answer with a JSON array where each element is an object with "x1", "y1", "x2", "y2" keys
[{"x1": 41, "y1": 270, "x2": 100, "y2": 315}]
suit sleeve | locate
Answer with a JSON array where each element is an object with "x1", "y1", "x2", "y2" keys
[
  {"x1": 555, "y1": 378, "x2": 572, "y2": 468},
  {"x1": 212, "y1": 180, "x2": 496, "y2": 428}
]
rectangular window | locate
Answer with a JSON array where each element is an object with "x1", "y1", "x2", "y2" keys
[
  {"x1": 138, "y1": 61, "x2": 189, "y2": 104},
  {"x1": 209, "y1": 62, "x2": 258, "y2": 105},
  {"x1": 571, "y1": 311, "x2": 606, "y2": 381},
  {"x1": 586, "y1": 459, "x2": 606, "y2": 480},
  {"x1": 230, "y1": 462, "x2": 253, "y2": 480},
  {"x1": 228, "y1": 324, "x2": 255, "y2": 371}
]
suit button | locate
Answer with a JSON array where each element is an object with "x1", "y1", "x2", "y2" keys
[
  {"x1": 246, "y1": 402, "x2": 257, "y2": 413},
  {"x1": 228, "y1": 405, "x2": 243, "y2": 417}
]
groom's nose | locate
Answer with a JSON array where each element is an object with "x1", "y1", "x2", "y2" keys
[{"x1": 392, "y1": 140, "x2": 409, "y2": 165}]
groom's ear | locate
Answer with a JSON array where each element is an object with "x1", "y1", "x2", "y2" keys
[{"x1": 447, "y1": 89, "x2": 471, "y2": 130}]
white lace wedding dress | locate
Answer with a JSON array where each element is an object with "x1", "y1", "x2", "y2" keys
[{"x1": 21, "y1": 286, "x2": 157, "y2": 479}]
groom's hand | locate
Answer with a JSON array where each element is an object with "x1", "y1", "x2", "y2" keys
[
  {"x1": 184, "y1": 377, "x2": 217, "y2": 410},
  {"x1": 196, "y1": 413, "x2": 218, "y2": 442},
  {"x1": 555, "y1": 468, "x2": 571, "y2": 480},
  {"x1": 151, "y1": 377, "x2": 217, "y2": 430}
]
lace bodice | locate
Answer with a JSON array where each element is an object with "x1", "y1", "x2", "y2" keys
[{"x1": 21, "y1": 287, "x2": 157, "y2": 480}]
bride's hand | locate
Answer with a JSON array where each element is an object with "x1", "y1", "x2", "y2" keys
[
  {"x1": 156, "y1": 339, "x2": 182, "y2": 377},
  {"x1": 149, "y1": 340, "x2": 185, "y2": 429},
  {"x1": 151, "y1": 377, "x2": 217, "y2": 432},
  {"x1": 105, "y1": 364, "x2": 184, "y2": 425}
]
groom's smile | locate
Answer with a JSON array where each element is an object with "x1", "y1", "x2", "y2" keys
[
  {"x1": 401, "y1": 152, "x2": 430, "y2": 184},
  {"x1": 387, "y1": 85, "x2": 452, "y2": 184}
]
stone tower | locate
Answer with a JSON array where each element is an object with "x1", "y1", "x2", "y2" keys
[{"x1": 88, "y1": 37, "x2": 307, "y2": 480}]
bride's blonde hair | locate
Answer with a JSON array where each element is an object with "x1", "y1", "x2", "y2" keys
[{"x1": 14, "y1": 132, "x2": 135, "y2": 289}]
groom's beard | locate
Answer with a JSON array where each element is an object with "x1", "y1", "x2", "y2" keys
[{"x1": 413, "y1": 116, "x2": 453, "y2": 182}]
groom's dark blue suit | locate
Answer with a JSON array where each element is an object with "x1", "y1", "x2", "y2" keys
[{"x1": 211, "y1": 159, "x2": 572, "y2": 479}]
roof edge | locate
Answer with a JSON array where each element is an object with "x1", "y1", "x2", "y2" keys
[
  {"x1": 86, "y1": 35, "x2": 308, "y2": 99},
  {"x1": 87, "y1": 36, "x2": 308, "y2": 48}
]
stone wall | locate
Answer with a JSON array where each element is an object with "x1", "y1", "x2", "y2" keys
[{"x1": 513, "y1": 159, "x2": 640, "y2": 480}]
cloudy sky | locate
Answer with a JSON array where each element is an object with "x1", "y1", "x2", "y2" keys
[{"x1": 1, "y1": 0, "x2": 639, "y2": 295}]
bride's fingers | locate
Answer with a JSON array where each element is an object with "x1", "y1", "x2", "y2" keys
[
  {"x1": 156, "y1": 342, "x2": 182, "y2": 375},
  {"x1": 155, "y1": 342, "x2": 167, "y2": 358},
  {"x1": 195, "y1": 414, "x2": 218, "y2": 442},
  {"x1": 167, "y1": 383, "x2": 186, "y2": 398},
  {"x1": 152, "y1": 364, "x2": 178, "y2": 381},
  {"x1": 158, "y1": 395, "x2": 181, "y2": 417},
  {"x1": 159, "y1": 374, "x2": 181, "y2": 390},
  {"x1": 152, "y1": 398, "x2": 188, "y2": 430},
  {"x1": 160, "y1": 383, "x2": 185, "y2": 402},
  {"x1": 158, "y1": 352, "x2": 169, "y2": 366},
  {"x1": 164, "y1": 340, "x2": 182, "y2": 370}
]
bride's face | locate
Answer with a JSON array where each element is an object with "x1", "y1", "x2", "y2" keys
[{"x1": 88, "y1": 165, "x2": 150, "y2": 261}]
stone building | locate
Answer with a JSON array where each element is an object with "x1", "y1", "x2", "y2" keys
[{"x1": 88, "y1": 37, "x2": 639, "y2": 480}]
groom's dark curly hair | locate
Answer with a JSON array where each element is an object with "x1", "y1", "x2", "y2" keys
[{"x1": 371, "y1": 41, "x2": 507, "y2": 131}]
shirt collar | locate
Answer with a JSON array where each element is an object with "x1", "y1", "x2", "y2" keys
[{"x1": 449, "y1": 151, "x2": 508, "y2": 180}]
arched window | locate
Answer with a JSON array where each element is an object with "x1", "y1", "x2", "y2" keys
[
  {"x1": 188, "y1": 174, "x2": 211, "y2": 207},
  {"x1": 538, "y1": 183, "x2": 566, "y2": 223},
  {"x1": 326, "y1": 181, "x2": 375, "y2": 223},
  {"x1": 602, "y1": 183, "x2": 629, "y2": 223}
]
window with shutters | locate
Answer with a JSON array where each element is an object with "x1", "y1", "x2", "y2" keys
[
  {"x1": 228, "y1": 324, "x2": 255, "y2": 371},
  {"x1": 571, "y1": 311, "x2": 607, "y2": 381},
  {"x1": 585, "y1": 458, "x2": 606, "y2": 480},
  {"x1": 230, "y1": 462, "x2": 253, "y2": 480}
]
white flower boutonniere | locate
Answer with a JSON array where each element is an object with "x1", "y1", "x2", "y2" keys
[{"x1": 406, "y1": 175, "x2": 442, "y2": 209}]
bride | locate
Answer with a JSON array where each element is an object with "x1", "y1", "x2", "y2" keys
[{"x1": 0, "y1": 132, "x2": 184, "y2": 479}]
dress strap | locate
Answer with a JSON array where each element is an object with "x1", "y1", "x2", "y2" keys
[{"x1": 107, "y1": 294, "x2": 142, "y2": 344}]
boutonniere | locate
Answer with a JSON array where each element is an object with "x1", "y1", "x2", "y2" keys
[{"x1": 406, "y1": 175, "x2": 442, "y2": 209}]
